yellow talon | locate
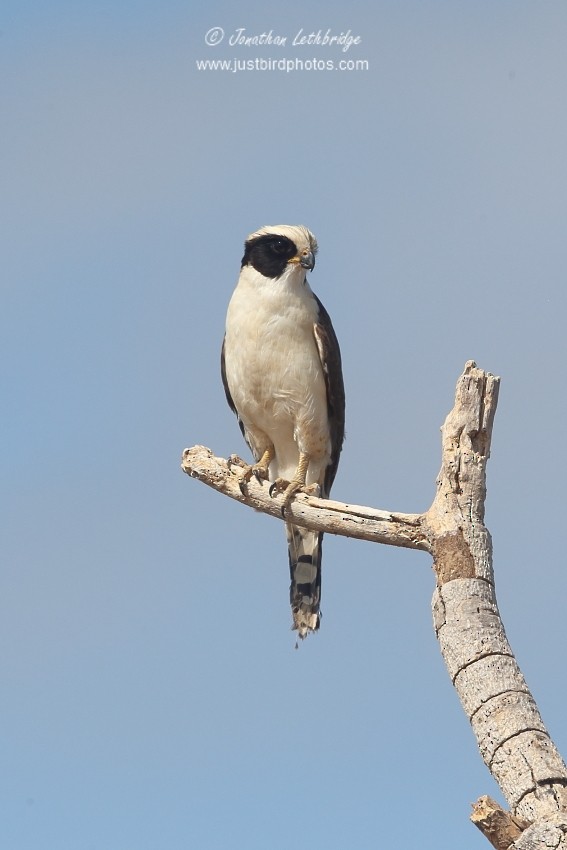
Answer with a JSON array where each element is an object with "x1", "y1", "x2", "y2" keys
[
  {"x1": 237, "y1": 447, "x2": 275, "y2": 493},
  {"x1": 269, "y1": 452, "x2": 316, "y2": 513}
]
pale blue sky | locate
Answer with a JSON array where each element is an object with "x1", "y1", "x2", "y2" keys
[{"x1": 3, "y1": 2, "x2": 567, "y2": 848}]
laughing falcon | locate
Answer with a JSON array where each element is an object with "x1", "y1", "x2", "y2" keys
[{"x1": 221, "y1": 225, "x2": 345, "y2": 639}]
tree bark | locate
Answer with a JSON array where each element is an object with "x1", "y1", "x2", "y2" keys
[
  {"x1": 471, "y1": 796, "x2": 530, "y2": 849},
  {"x1": 181, "y1": 360, "x2": 567, "y2": 846}
]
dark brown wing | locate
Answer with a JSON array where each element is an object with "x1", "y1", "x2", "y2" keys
[{"x1": 312, "y1": 294, "x2": 345, "y2": 497}]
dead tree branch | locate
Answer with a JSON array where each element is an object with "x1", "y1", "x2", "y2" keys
[
  {"x1": 181, "y1": 360, "x2": 567, "y2": 847},
  {"x1": 182, "y1": 446, "x2": 428, "y2": 551},
  {"x1": 471, "y1": 797, "x2": 530, "y2": 850}
]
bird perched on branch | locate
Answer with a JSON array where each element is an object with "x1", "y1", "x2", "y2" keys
[{"x1": 221, "y1": 225, "x2": 345, "y2": 638}]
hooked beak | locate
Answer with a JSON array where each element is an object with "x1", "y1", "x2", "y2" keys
[{"x1": 299, "y1": 250, "x2": 315, "y2": 271}]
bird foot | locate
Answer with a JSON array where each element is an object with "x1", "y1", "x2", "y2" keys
[
  {"x1": 227, "y1": 454, "x2": 247, "y2": 471},
  {"x1": 269, "y1": 478, "x2": 320, "y2": 516},
  {"x1": 269, "y1": 478, "x2": 320, "y2": 498},
  {"x1": 229, "y1": 456, "x2": 271, "y2": 495}
]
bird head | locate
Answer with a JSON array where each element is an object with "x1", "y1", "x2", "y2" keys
[{"x1": 241, "y1": 225, "x2": 318, "y2": 279}]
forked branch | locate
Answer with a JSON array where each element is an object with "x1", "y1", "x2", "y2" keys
[{"x1": 181, "y1": 360, "x2": 567, "y2": 848}]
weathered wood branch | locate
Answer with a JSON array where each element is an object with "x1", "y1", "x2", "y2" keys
[
  {"x1": 182, "y1": 360, "x2": 567, "y2": 847},
  {"x1": 181, "y1": 446, "x2": 429, "y2": 551},
  {"x1": 471, "y1": 796, "x2": 530, "y2": 850},
  {"x1": 423, "y1": 363, "x2": 567, "y2": 844}
]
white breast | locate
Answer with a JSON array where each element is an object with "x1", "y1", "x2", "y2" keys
[{"x1": 224, "y1": 265, "x2": 331, "y2": 484}]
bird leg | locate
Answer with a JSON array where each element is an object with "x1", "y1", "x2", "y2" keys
[
  {"x1": 232, "y1": 446, "x2": 275, "y2": 494},
  {"x1": 269, "y1": 452, "x2": 319, "y2": 504}
]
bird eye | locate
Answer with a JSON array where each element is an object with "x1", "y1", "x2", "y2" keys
[{"x1": 271, "y1": 239, "x2": 289, "y2": 254}]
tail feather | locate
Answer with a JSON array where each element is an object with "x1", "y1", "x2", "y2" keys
[{"x1": 286, "y1": 523, "x2": 323, "y2": 639}]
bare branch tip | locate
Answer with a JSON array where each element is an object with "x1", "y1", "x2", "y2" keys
[{"x1": 471, "y1": 796, "x2": 530, "y2": 850}]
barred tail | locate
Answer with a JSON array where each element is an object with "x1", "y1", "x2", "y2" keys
[{"x1": 286, "y1": 523, "x2": 323, "y2": 639}]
